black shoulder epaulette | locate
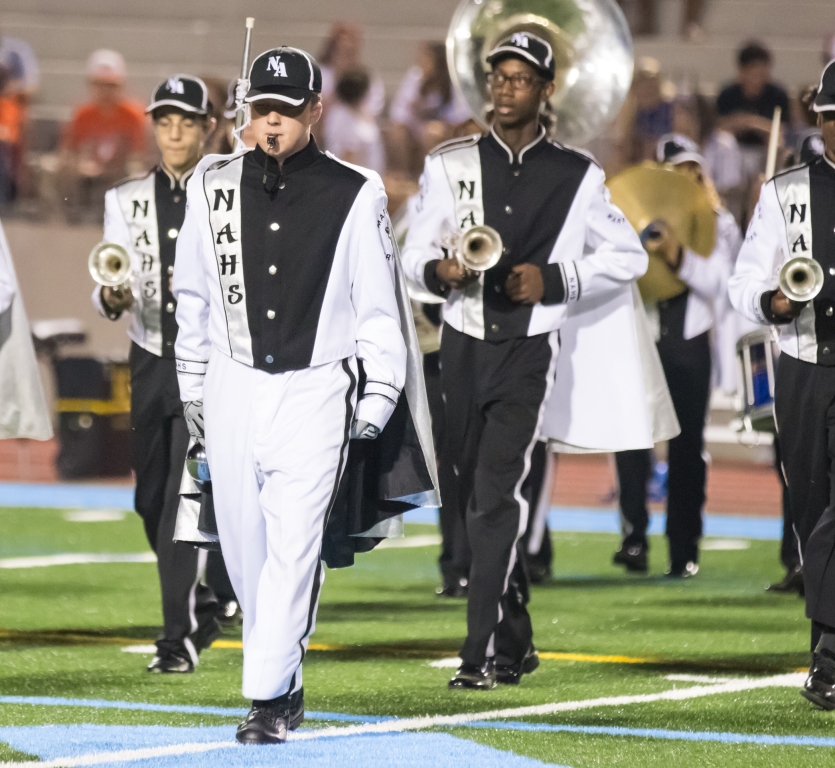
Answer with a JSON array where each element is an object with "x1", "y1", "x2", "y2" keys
[
  {"x1": 549, "y1": 141, "x2": 600, "y2": 168},
  {"x1": 429, "y1": 133, "x2": 482, "y2": 158},
  {"x1": 111, "y1": 167, "x2": 155, "y2": 190}
]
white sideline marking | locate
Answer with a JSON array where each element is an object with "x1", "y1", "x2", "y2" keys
[
  {"x1": 428, "y1": 657, "x2": 462, "y2": 668},
  {"x1": 63, "y1": 510, "x2": 127, "y2": 523},
  {"x1": 4, "y1": 673, "x2": 805, "y2": 766},
  {"x1": 377, "y1": 535, "x2": 442, "y2": 549},
  {"x1": 121, "y1": 645, "x2": 157, "y2": 654},
  {"x1": 664, "y1": 674, "x2": 737, "y2": 684},
  {"x1": 0, "y1": 553, "x2": 156, "y2": 569},
  {"x1": 701, "y1": 539, "x2": 750, "y2": 551}
]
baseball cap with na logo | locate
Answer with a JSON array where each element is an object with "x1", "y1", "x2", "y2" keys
[{"x1": 245, "y1": 47, "x2": 323, "y2": 106}]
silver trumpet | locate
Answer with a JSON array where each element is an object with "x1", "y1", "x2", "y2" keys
[
  {"x1": 779, "y1": 256, "x2": 824, "y2": 303},
  {"x1": 445, "y1": 225, "x2": 503, "y2": 272},
  {"x1": 88, "y1": 241, "x2": 134, "y2": 308}
]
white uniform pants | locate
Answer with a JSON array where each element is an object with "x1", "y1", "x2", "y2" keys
[{"x1": 204, "y1": 350, "x2": 356, "y2": 700}]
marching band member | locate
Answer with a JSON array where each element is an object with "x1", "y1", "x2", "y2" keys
[
  {"x1": 402, "y1": 32, "x2": 647, "y2": 690},
  {"x1": 173, "y1": 47, "x2": 406, "y2": 743},
  {"x1": 729, "y1": 60, "x2": 835, "y2": 710},
  {"x1": 93, "y1": 75, "x2": 221, "y2": 673},
  {"x1": 614, "y1": 135, "x2": 735, "y2": 577}
]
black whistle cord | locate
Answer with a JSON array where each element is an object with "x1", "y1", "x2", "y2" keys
[{"x1": 262, "y1": 137, "x2": 283, "y2": 194}]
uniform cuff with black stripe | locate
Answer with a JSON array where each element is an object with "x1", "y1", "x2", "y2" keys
[
  {"x1": 541, "y1": 262, "x2": 579, "y2": 305},
  {"x1": 423, "y1": 260, "x2": 451, "y2": 299}
]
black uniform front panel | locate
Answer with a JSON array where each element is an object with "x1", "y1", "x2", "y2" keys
[
  {"x1": 240, "y1": 142, "x2": 366, "y2": 373},
  {"x1": 478, "y1": 134, "x2": 589, "y2": 340},
  {"x1": 809, "y1": 158, "x2": 835, "y2": 364},
  {"x1": 154, "y1": 170, "x2": 187, "y2": 358}
]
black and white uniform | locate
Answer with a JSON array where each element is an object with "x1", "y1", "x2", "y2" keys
[
  {"x1": 94, "y1": 166, "x2": 217, "y2": 661},
  {"x1": 402, "y1": 128, "x2": 647, "y2": 666},
  {"x1": 617, "y1": 210, "x2": 735, "y2": 563},
  {"x1": 730, "y1": 155, "x2": 835, "y2": 634},
  {"x1": 174, "y1": 139, "x2": 406, "y2": 700}
]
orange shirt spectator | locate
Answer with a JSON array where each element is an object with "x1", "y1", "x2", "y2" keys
[
  {"x1": 0, "y1": 90, "x2": 21, "y2": 145},
  {"x1": 62, "y1": 99, "x2": 145, "y2": 175}
]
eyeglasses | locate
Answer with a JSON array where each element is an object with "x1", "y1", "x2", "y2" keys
[{"x1": 487, "y1": 72, "x2": 544, "y2": 92}]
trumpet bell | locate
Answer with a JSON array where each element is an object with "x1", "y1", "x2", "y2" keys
[
  {"x1": 447, "y1": 0, "x2": 633, "y2": 145},
  {"x1": 458, "y1": 225, "x2": 503, "y2": 272},
  {"x1": 779, "y1": 257, "x2": 824, "y2": 303},
  {"x1": 88, "y1": 242, "x2": 132, "y2": 287}
]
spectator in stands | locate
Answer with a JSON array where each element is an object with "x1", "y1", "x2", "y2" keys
[
  {"x1": 617, "y1": 0, "x2": 705, "y2": 41},
  {"x1": 324, "y1": 68, "x2": 385, "y2": 175},
  {"x1": 387, "y1": 41, "x2": 470, "y2": 176},
  {"x1": 0, "y1": 64, "x2": 21, "y2": 206},
  {"x1": 824, "y1": 32, "x2": 835, "y2": 66},
  {"x1": 316, "y1": 23, "x2": 385, "y2": 149},
  {"x1": 59, "y1": 50, "x2": 146, "y2": 222}
]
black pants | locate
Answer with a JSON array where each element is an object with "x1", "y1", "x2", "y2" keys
[
  {"x1": 130, "y1": 343, "x2": 217, "y2": 655},
  {"x1": 773, "y1": 436, "x2": 799, "y2": 571},
  {"x1": 440, "y1": 325, "x2": 556, "y2": 666},
  {"x1": 616, "y1": 295, "x2": 711, "y2": 565},
  {"x1": 425, "y1": 351, "x2": 471, "y2": 588},
  {"x1": 521, "y1": 440, "x2": 554, "y2": 576},
  {"x1": 615, "y1": 448, "x2": 652, "y2": 549},
  {"x1": 774, "y1": 354, "x2": 835, "y2": 630}
]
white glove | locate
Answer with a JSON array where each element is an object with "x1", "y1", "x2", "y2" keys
[
  {"x1": 183, "y1": 401, "x2": 205, "y2": 444},
  {"x1": 350, "y1": 420, "x2": 380, "y2": 440}
]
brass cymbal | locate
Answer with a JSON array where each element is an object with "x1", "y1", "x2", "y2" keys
[{"x1": 607, "y1": 163, "x2": 717, "y2": 303}]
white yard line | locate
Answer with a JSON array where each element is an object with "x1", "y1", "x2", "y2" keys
[
  {"x1": 2, "y1": 673, "x2": 805, "y2": 767},
  {"x1": 0, "y1": 553, "x2": 155, "y2": 569}
]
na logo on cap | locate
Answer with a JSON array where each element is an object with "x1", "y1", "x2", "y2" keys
[
  {"x1": 267, "y1": 56, "x2": 288, "y2": 78},
  {"x1": 510, "y1": 33, "x2": 530, "y2": 49},
  {"x1": 166, "y1": 77, "x2": 185, "y2": 94}
]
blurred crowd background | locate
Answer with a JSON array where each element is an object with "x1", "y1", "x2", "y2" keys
[{"x1": 0, "y1": 0, "x2": 831, "y2": 230}]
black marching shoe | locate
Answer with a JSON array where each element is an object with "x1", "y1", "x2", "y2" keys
[
  {"x1": 767, "y1": 566, "x2": 804, "y2": 596},
  {"x1": 802, "y1": 634, "x2": 835, "y2": 710},
  {"x1": 666, "y1": 561, "x2": 699, "y2": 579},
  {"x1": 192, "y1": 617, "x2": 222, "y2": 653},
  {"x1": 217, "y1": 599, "x2": 244, "y2": 627},
  {"x1": 496, "y1": 646, "x2": 540, "y2": 685},
  {"x1": 147, "y1": 647, "x2": 194, "y2": 674},
  {"x1": 448, "y1": 659, "x2": 497, "y2": 690},
  {"x1": 613, "y1": 543, "x2": 648, "y2": 573},
  {"x1": 236, "y1": 688, "x2": 305, "y2": 745}
]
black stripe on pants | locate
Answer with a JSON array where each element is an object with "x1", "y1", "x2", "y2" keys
[
  {"x1": 773, "y1": 354, "x2": 835, "y2": 631},
  {"x1": 440, "y1": 324, "x2": 556, "y2": 667},
  {"x1": 130, "y1": 343, "x2": 216, "y2": 653}
]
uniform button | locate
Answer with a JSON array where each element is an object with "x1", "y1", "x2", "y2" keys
[
  {"x1": 660, "y1": 326, "x2": 668, "y2": 336},
  {"x1": 266, "y1": 310, "x2": 276, "y2": 319},
  {"x1": 268, "y1": 265, "x2": 277, "y2": 275},
  {"x1": 167, "y1": 228, "x2": 178, "y2": 239},
  {"x1": 824, "y1": 347, "x2": 831, "y2": 355},
  {"x1": 504, "y1": 205, "x2": 512, "y2": 215},
  {"x1": 502, "y1": 247, "x2": 509, "y2": 255},
  {"x1": 173, "y1": 195, "x2": 181, "y2": 203},
  {"x1": 828, "y1": 306, "x2": 834, "y2": 317},
  {"x1": 270, "y1": 222, "x2": 280, "y2": 231},
  {"x1": 265, "y1": 355, "x2": 274, "y2": 363},
  {"x1": 494, "y1": 284, "x2": 502, "y2": 293},
  {"x1": 167, "y1": 265, "x2": 174, "y2": 275},
  {"x1": 165, "y1": 340, "x2": 173, "y2": 347},
  {"x1": 490, "y1": 323, "x2": 500, "y2": 332},
  {"x1": 513, "y1": 170, "x2": 520, "y2": 177},
  {"x1": 830, "y1": 267, "x2": 835, "y2": 276},
  {"x1": 165, "y1": 302, "x2": 175, "y2": 313}
]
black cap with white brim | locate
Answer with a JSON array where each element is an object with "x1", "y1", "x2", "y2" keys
[
  {"x1": 245, "y1": 47, "x2": 322, "y2": 106},
  {"x1": 814, "y1": 60, "x2": 835, "y2": 112},
  {"x1": 147, "y1": 75, "x2": 209, "y2": 115}
]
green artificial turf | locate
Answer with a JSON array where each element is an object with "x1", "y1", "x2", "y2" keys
[{"x1": 0, "y1": 505, "x2": 828, "y2": 766}]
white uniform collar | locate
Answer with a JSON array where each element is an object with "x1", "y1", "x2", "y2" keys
[
  {"x1": 489, "y1": 125, "x2": 546, "y2": 165},
  {"x1": 160, "y1": 162, "x2": 196, "y2": 191}
]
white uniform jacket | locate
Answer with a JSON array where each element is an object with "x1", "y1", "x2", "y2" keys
[
  {"x1": 173, "y1": 144, "x2": 406, "y2": 432},
  {"x1": 93, "y1": 166, "x2": 192, "y2": 357},
  {"x1": 729, "y1": 159, "x2": 834, "y2": 364}
]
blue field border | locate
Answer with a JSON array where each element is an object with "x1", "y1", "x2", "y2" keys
[
  {"x1": 0, "y1": 482, "x2": 782, "y2": 540},
  {"x1": 1, "y1": 696, "x2": 831, "y2": 749}
]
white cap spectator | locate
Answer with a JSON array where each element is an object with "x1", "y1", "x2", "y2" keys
[{"x1": 87, "y1": 49, "x2": 126, "y2": 85}]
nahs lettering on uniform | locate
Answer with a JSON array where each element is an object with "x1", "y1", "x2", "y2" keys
[
  {"x1": 95, "y1": 166, "x2": 190, "y2": 357},
  {"x1": 174, "y1": 139, "x2": 406, "y2": 429}
]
